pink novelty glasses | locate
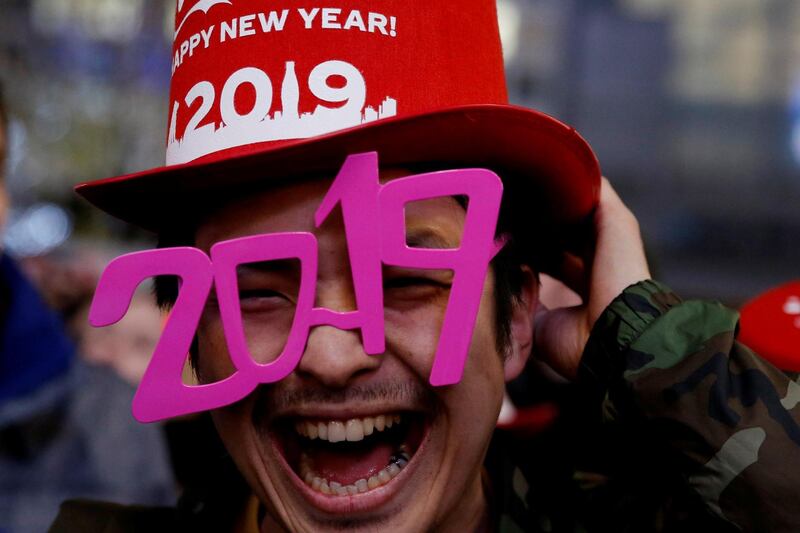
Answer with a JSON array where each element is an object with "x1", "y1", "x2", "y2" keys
[{"x1": 89, "y1": 152, "x2": 504, "y2": 422}]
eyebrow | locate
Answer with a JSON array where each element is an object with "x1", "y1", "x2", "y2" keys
[{"x1": 405, "y1": 228, "x2": 459, "y2": 250}]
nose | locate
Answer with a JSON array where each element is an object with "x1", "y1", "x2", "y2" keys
[{"x1": 296, "y1": 325, "x2": 382, "y2": 388}]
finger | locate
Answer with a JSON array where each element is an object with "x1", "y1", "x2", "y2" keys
[{"x1": 588, "y1": 178, "x2": 651, "y2": 321}]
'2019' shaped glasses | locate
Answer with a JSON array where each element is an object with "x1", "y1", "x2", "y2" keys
[{"x1": 89, "y1": 152, "x2": 505, "y2": 422}]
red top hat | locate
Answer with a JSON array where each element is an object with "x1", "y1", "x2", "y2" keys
[
  {"x1": 76, "y1": 0, "x2": 600, "y2": 243},
  {"x1": 739, "y1": 282, "x2": 800, "y2": 372}
]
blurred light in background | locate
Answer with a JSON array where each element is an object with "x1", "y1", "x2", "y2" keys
[
  {"x1": 669, "y1": 1, "x2": 774, "y2": 105},
  {"x1": 4, "y1": 203, "x2": 73, "y2": 257},
  {"x1": 164, "y1": 1, "x2": 178, "y2": 42},
  {"x1": 6, "y1": 119, "x2": 28, "y2": 182},
  {"x1": 497, "y1": 0, "x2": 522, "y2": 63},
  {"x1": 32, "y1": 0, "x2": 144, "y2": 43}
]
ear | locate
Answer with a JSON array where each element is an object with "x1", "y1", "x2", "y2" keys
[{"x1": 504, "y1": 266, "x2": 538, "y2": 382}]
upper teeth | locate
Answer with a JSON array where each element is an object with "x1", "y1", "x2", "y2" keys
[{"x1": 294, "y1": 414, "x2": 402, "y2": 443}]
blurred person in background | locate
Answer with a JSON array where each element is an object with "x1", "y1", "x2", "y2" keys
[
  {"x1": 0, "y1": 81, "x2": 176, "y2": 533},
  {"x1": 15, "y1": 243, "x2": 160, "y2": 387},
  {"x1": 21, "y1": 249, "x2": 101, "y2": 330},
  {"x1": 20, "y1": 244, "x2": 160, "y2": 387},
  {"x1": 71, "y1": 290, "x2": 162, "y2": 387}
]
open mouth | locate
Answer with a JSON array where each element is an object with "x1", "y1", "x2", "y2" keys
[{"x1": 272, "y1": 412, "x2": 428, "y2": 498}]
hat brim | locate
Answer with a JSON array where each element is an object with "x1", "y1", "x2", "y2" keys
[{"x1": 76, "y1": 104, "x2": 600, "y2": 262}]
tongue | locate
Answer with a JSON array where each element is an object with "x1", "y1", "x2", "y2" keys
[{"x1": 310, "y1": 440, "x2": 394, "y2": 485}]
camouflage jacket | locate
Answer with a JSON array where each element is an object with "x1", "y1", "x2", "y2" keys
[{"x1": 492, "y1": 279, "x2": 800, "y2": 532}]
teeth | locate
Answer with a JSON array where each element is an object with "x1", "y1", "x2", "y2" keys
[
  {"x1": 300, "y1": 450, "x2": 410, "y2": 497},
  {"x1": 327, "y1": 421, "x2": 346, "y2": 443},
  {"x1": 295, "y1": 414, "x2": 403, "y2": 442},
  {"x1": 389, "y1": 450, "x2": 411, "y2": 465},
  {"x1": 345, "y1": 419, "x2": 365, "y2": 441}
]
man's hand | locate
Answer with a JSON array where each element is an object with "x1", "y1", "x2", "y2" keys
[{"x1": 533, "y1": 178, "x2": 651, "y2": 379}]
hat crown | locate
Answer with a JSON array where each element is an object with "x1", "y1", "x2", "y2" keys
[{"x1": 166, "y1": 0, "x2": 508, "y2": 165}]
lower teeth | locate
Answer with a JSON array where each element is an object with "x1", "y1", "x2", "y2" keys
[{"x1": 299, "y1": 451, "x2": 411, "y2": 496}]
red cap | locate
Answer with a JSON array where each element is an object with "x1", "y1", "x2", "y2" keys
[
  {"x1": 739, "y1": 281, "x2": 800, "y2": 372},
  {"x1": 76, "y1": 0, "x2": 600, "y2": 236}
]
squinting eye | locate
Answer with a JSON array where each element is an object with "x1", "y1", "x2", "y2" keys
[
  {"x1": 239, "y1": 289, "x2": 293, "y2": 313},
  {"x1": 383, "y1": 277, "x2": 452, "y2": 298},
  {"x1": 384, "y1": 277, "x2": 444, "y2": 289}
]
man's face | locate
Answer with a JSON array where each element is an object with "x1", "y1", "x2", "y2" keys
[{"x1": 194, "y1": 175, "x2": 530, "y2": 532}]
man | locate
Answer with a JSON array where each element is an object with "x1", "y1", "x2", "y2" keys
[{"x1": 53, "y1": 0, "x2": 800, "y2": 531}]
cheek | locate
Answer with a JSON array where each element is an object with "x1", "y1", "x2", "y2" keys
[
  {"x1": 196, "y1": 308, "x2": 311, "y2": 382},
  {"x1": 439, "y1": 319, "x2": 504, "y2": 495},
  {"x1": 453, "y1": 281, "x2": 506, "y2": 418},
  {"x1": 240, "y1": 309, "x2": 298, "y2": 364},
  {"x1": 472, "y1": 283, "x2": 505, "y2": 380},
  {"x1": 197, "y1": 311, "x2": 237, "y2": 382},
  {"x1": 383, "y1": 296, "x2": 450, "y2": 377},
  {"x1": 384, "y1": 276, "x2": 505, "y2": 405},
  {"x1": 210, "y1": 400, "x2": 272, "y2": 502}
]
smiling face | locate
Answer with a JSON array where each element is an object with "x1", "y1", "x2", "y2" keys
[{"x1": 193, "y1": 175, "x2": 535, "y2": 532}]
